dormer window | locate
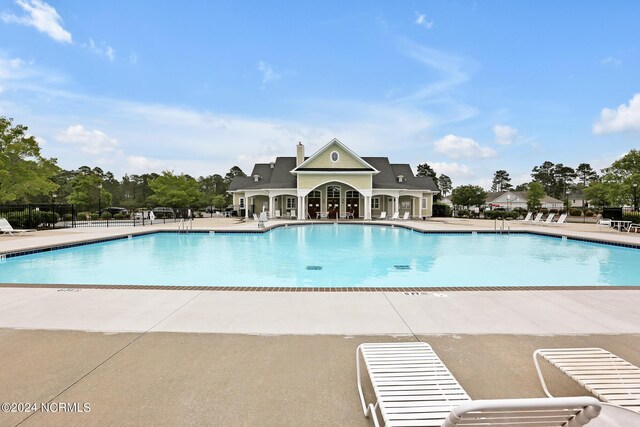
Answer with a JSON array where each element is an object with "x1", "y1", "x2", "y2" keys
[
  {"x1": 330, "y1": 151, "x2": 339, "y2": 162},
  {"x1": 397, "y1": 175, "x2": 404, "y2": 183},
  {"x1": 253, "y1": 175, "x2": 260, "y2": 182}
]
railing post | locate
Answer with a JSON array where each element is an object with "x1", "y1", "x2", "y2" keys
[{"x1": 28, "y1": 204, "x2": 32, "y2": 229}]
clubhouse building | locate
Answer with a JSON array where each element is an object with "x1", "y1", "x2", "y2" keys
[{"x1": 228, "y1": 139, "x2": 438, "y2": 220}]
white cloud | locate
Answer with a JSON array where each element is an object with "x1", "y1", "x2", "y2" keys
[
  {"x1": 56, "y1": 125, "x2": 119, "y2": 155},
  {"x1": 493, "y1": 124, "x2": 518, "y2": 145},
  {"x1": 593, "y1": 93, "x2": 640, "y2": 134},
  {"x1": 126, "y1": 156, "x2": 165, "y2": 173},
  {"x1": 433, "y1": 134, "x2": 496, "y2": 159},
  {"x1": 257, "y1": 61, "x2": 280, "y2": 86},
  {"x1": 601, "y1": 56, "x2": 622, "y2": 66},
  {"x1": 83, "y1": 38, "x2": 115, "y2": 62},
  {"x1": 1, "y1": 0, "x2": 72, "y2": 43},
  {"x1": 430, "y1": 161, "x2": 472, "y2": 177},
  {"x1": 414, "y1": 13, "x2": 434, "y2": 29}
]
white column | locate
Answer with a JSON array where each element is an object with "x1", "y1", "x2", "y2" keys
[
  {"x1": 245, "y1": 197, "x2": 249, "y2": 219},
  {"x1": 365, "y1": 196, "x2": 371, "y2": 220},
  {"x1": 394, "y1": 196, "x2": 398, "y2": 214},
  {"x1": 269, "y1": 195, "x2": 275, "y2": 217},
  {"x1": 298, "y1": 196, "x2": 304, "y2": 220}
]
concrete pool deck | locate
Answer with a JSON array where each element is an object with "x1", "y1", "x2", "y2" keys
[{"x1": 1, "y1": 218, "x2": 640, "y2": 426}]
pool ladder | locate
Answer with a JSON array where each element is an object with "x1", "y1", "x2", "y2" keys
[
  {"x1": 178, "y1": 218, "x2": 193, "y2": 233},
  {"x1": 494, "y1": 218, "x2": 510, "y2": 234}
]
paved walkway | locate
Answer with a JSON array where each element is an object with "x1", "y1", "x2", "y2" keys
[{"x1": 1, "y1": 288, "x2": 639, "y2": 335}]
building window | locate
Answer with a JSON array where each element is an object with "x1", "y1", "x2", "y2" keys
[
  {"x1": 286, "y1": 197, "x2": 296, "y2": 209},
  {"x1": 421, "y1": 198, "x2": 427, "y2": 209},
  {"x1": 345, "y1": 190, "x2": 360, "y2": 198},
  {"x1": 401, "y1": 201, "x2": 411, "y2": 209},
  {"x1": 327, "y1": 185, "x2": 340, "y2": 198},
  {"x1": 330, "y1": 151, "x2": 339, "y2": 162},
  {"x1": 309, "y1": 190, "x2": 321, "y2": 198},
  {"x1": 239, "y1": 198, "x2": 245, "y2": 208},
  {"x1": 372, "y1": 197, "x2": 380, "y2": 209}
]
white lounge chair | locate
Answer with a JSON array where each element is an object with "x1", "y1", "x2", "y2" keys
[
  {"x1": 530, "y1": 212, "x2": 544, "y2": 224},
  {"x1": 289, "y1": 210, "x2": 297, "y2": 220},
  {"x1": 390, "y1": 212, "x2": 399, "y2": 220},
  {"x1": 378, "y1": 212, "x2": 387, "y2": 220},
  {"x1": 534, "y1": 347, "x2": 640, "y2": 413},
  {"x1": 541, "y1": 213, "x2": 556, "y2": 225},
  {"x1": 518, "y1": 212, "x2": 533, "y2": 222},
  {"x1": 400, "y1": 212, "x2": 410, "y2": 221},
  {"x1": 628, "y1": 223, "x2": 640, "y2": 233},
  {"x1": 274, "y1": 210, "x2": 281, "y2": 218},
  {"x1": 252, "y1": 213, "x2": 259, "y2": 222},
  {"x1": 596, "y1": 219, "x2": 612, "y2": 231},
  {"x1": 0, "y1": 218, "x2": 36, "y2": 236},
  {"x1": 549, "y1": 213, "x2": 568, "y2": 226},
  {"x1": 357, "y1": 342, "x2": 602, "y2": 427}
]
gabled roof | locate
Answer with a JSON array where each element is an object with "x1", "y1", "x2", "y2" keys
[
  {"x1": 292, "y1": 138, "x2": 378, "y2": 173},
  {"x1": 228, "y1": 140, "x2": 439, "y2": 192}
]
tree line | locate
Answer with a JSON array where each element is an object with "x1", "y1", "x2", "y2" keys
[
  {"x1": 1, "y1": 116, "x2": 246, "y2": 212},
  {"x1": 417, "y1": 151, "x2": 640, "y2": 211}
]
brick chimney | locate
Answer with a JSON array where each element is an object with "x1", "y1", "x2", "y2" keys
[{"x1": 296, "y1": 142, "x2": 305, "y2": 167}]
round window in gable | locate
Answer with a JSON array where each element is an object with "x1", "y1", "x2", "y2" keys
[{"x1": 330, "y1": 151, "x2": 339, "y2": 162}]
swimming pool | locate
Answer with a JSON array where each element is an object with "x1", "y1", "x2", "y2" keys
[{"x1": 1, "y1": 225, "x2": 638, "y2": 287}]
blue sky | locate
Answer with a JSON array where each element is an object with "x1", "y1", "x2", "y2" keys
[{"x1": 1, "y1": 1, "x2": 639, "y2": 188}]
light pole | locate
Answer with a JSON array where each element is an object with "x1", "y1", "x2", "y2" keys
[
  {"x1": 565, "y1": 189, "x2": 571, "y2": 213},
  {"x1": 633, "y1": 182, "x2": 638, "y2": 212},
  {"x1": 51, "y1": 193, "x2": 57, "y2": 229},
  {"x1": 506, "y1": 194, "x2": 511, "y2": 211},
  {"x1": 97, "y1": 183, "x2": 102, "y2": 217}
]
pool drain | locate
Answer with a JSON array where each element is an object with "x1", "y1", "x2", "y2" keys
[
  {"x1": 393, "y1": 265, "x2": 411, "y2": 270},
  {"x1": 306, "y1": 265, "x2": 323, "y2": 270}
]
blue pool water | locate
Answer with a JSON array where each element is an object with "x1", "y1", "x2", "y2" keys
[{"x1": 0, "y1": 225, "x2": 638, "y2": 287}]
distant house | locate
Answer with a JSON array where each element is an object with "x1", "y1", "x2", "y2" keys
[
  {"x1": 485, "y1": 191, "x2": 564, "y2": 210},
  {"x1": 227, "y1": 139, "x2": 439, "y2": 220},
  {"x1": 568, "y1": 191, "x2": 589, "y2": 208},
  {"x1": 440, "y1": 196, "x2": 453, "y2": 207}
]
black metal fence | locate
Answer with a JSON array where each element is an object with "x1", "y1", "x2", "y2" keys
[
  {"x1": 1, "y1": 205, "x2": 198, "y2": 229},
  {"x1": 0, "y1": 204, "x2": 76, "y2": 229},
  {"x1": 603, "y1": 207, "x2": 640, "y2": 222}
]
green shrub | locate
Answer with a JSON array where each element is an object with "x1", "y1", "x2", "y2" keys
[
  {"x1": 570, "y1": 209, "x2": 582, "y2": 216},
  {"x1": 113, "y1": 213, "x2": 127, "y2": 220},
  {"x1": 585, "y1": 210, "x2": 595, "y2": 217},
  {"x1": 623, "y1": 211, "x2": 640, "y2": 222},
  {"x1": 549, "y1": 208, "x2": 558, "y2": 214},
  {"x1": 63, "y1": 213, "x2": 73, "y2": 221},
  {"x1": 456, "y1": 209, "x2": 469, "y2": 218},
  {"x1": 100, "y1": 212, "x2": 112, "y2": 219},
  {"x1": 540, "y1": 208, "x2": 549, "y2": 215},
  {"x1": 432, "y1": 203, "x2": 453, "y2": 217},
  {"x1": 90, "y1": 213, "x2": 99, "y2": 220},
  {"x1": 484, "y1": 210, "x2": 519, "y2": 220}
]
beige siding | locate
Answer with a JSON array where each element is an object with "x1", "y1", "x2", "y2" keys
[
  {"x1": 419, "y1": 192, "x2": 433, "y2": 217},
  {"x1": 232, "y1": 192, "x2": 245, "y2": 208},
  {"x1": 298, "y1": 174, "x2": 372, "y2": 190},
  {"x1": 301, "y1": 143, "x2": 368, "y2": 169}
]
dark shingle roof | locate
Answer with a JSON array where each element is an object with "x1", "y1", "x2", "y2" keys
[{"x1": 228, "y1": 156, "x2": 438, "y2": 192}]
